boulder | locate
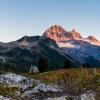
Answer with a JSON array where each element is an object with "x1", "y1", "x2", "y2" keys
[{"x1": 29, "y1": 66, "x2": 39, "y2": 74}]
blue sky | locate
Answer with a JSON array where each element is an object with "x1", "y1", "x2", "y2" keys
[{"x1": 0, "y1": 0, "x2": 100, "y2": 42}]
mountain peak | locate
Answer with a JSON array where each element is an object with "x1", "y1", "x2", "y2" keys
[
  {"x1": 71, "y1": 29, "x2": 76, "y2": 32},
  {"x1": 51, "y1": 25, "x2": 63, "y2": 28},
  {"x1": 87, "y1": 36, "x2": 97, "y2": 41},
  {"x1": 86, "y1": 35, "x2": 100, "y2": 45},
  {"x1": 43, "y1": 25, "x2": 68, "y2": 42},
  {"x1": 71, "y1": 29, "x2": 81, "y2": 39},
  {"x1": 18, "y1": 36, "x2": 29, "y2": 41},
  {"x1": 44, "y1": 25, "x2": 67, "y2": 35},
  {"x1": 43, "y1": 25, "x2": 81, "y2": 42}
]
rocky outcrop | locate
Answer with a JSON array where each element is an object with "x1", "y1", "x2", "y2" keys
[
  {"x1": 29, "y1": 66, "x2": 39, "y2": 74},
  {"x1": 43, "y1": 25, "x2": 100, "y2": 45},
  {"x1": 87, "y1": 36, "x2": 98, "y2": 42},
  {"x1": 0, "y1": 95, "x2": 13, "y2": 100},
  {"x1": 44, "y1": 25, "x2": 70, "y2": 42},
  {"x1": 43, "y1": 25, "x2": 82, "y2": 42},
  {"x1": 0, "y1": 73, "x2": 98, "y2": 100},
  {"x1": 46, "y1": 92, "x2": 95, "y2": 100}
]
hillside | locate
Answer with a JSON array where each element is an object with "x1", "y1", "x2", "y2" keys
[{"x1": 0, "y1": 36, "x2": 79, "y2": 73}]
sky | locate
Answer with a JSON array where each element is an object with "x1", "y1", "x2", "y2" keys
[{"x1": 0, "y1": 0, "x2": 100, "y2": 42}]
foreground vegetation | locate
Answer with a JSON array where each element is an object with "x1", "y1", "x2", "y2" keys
[
  {"x1": 0, "y1": 68, "x2": 100, "y2": 99},
  {"x1": 24, "y1": 68, "x2": 100, "y2": 96},
  {"x1": 0, "y1": 83, "x2": 20, "y2": 99}
]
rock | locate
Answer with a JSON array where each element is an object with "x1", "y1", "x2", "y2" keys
[
  {"x1": 0, "y1": 73, "x2": 97, "y2": 100},
  {"x1": 33, "y1": 83, "x2": 62, "y2": 92},
  {"x1": 0, "y1": 73, "x2": 26, "y2": 85},
  {"x1": 21, "y1": 83, "x2": 62, "y2": 98},
  {"x1": 0, "y1": 73, "x2": 40, "y2": 92},
  {"x1": 15, "y1": 91, "x2": 21, "y2": 96},
  {"x1": 29, "y1": 66, "x2": 39, "y2": 74},
  {"x1": 46, "y1": 92, "x2": 96, "y2": 100},
  {"x1": 21, "y1": 89, "x2": 39, "y2": 98},
  {"x1": 79, "y1": 92, "x2": 95, "y2": 100},
  {"x1": 46, "y1": 96, "x2": 72, "y2": 100},
  {"x1": 46, "y1": 97, "x2": 66, "y2": 100},
  {"x1": 0, "y1": 95, "x2": 12, "y2": 100}
]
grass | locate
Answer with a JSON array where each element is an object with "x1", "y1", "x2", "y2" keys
[
  {"x1": 24, "y1": 68, "x2": 100, "y2": 95},
  {"x1": 0, "y1": 68, "x2": 100, "y2": 99},
  {"x1": 0, "y1": 83, "x2": 20, "y2": 100},
  {"x1": 24, "y1": 68, "x2": 100, "y2": 83}
]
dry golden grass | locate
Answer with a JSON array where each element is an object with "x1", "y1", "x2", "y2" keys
[{"x1": 25, "y1": 68, "x2": 100, "y2": 95}]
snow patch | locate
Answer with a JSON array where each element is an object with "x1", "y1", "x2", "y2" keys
[
  {"x1": 81, "y1": 38, "x2": 100, "y2": 46},
  {"x1": 57, "y1": 42, "x2": 80, "y2": 49},
  {"x1": 19, "y1": 40, "x2": 29, "y2": 46}
]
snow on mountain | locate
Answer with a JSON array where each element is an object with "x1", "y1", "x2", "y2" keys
[
  {"x1": 43, "y1": 25, "x2": 100, "y2": 47},
  {"x1": 58, "y1": 42, "x2": 80, "y2": 49},
  {"x1": 18, "y1": 40, "x2": 29, "y2": 46},
  {"x1": 43, "y1": 25, "x2": 100, "y2": 65},
  {"x1": 80, "y1": 38, "x2": 100, "y2": 46}
]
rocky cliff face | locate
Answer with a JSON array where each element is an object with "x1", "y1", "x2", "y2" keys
[
  {"x1": 43, "y1": 25, "x2": 100, "y2": 66},
  {"x1": 43, "y1": 25, "x2": 100, "y2": 45},
  {"x1": 43, "y1": 25, "x2": 82, "y2": 42}
]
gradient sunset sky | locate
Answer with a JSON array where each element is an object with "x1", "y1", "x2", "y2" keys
[{"x1": 0, "y1": 0, "x2": 100, "y2": 42}]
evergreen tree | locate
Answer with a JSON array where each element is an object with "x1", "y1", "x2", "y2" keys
[
  {"x1": 64, "y1": 60, "x2": 71, "y2": 68},
  {"x1": 82, "y1": 63, "x2": 90, "y2": 68},
  {"x1": 38, "y1": 57, "x2": 48, "y2": 72},
  {"x1": 86, "y1": 63, "x2": 90, "y2": 68}
]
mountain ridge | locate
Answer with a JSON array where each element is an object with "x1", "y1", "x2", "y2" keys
[
  {"x1": 0, "y1": 35, "x2": 79, "y2": 73},
  {"x1": 43, "y1": 25, "x2": 100, "y2": 66},
  {"x1": 0, "y1": 25, "x2": 100, "y2": 73},
  {"x1": 43, "y1": 25, "x2": 100, "y2": 46}
]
